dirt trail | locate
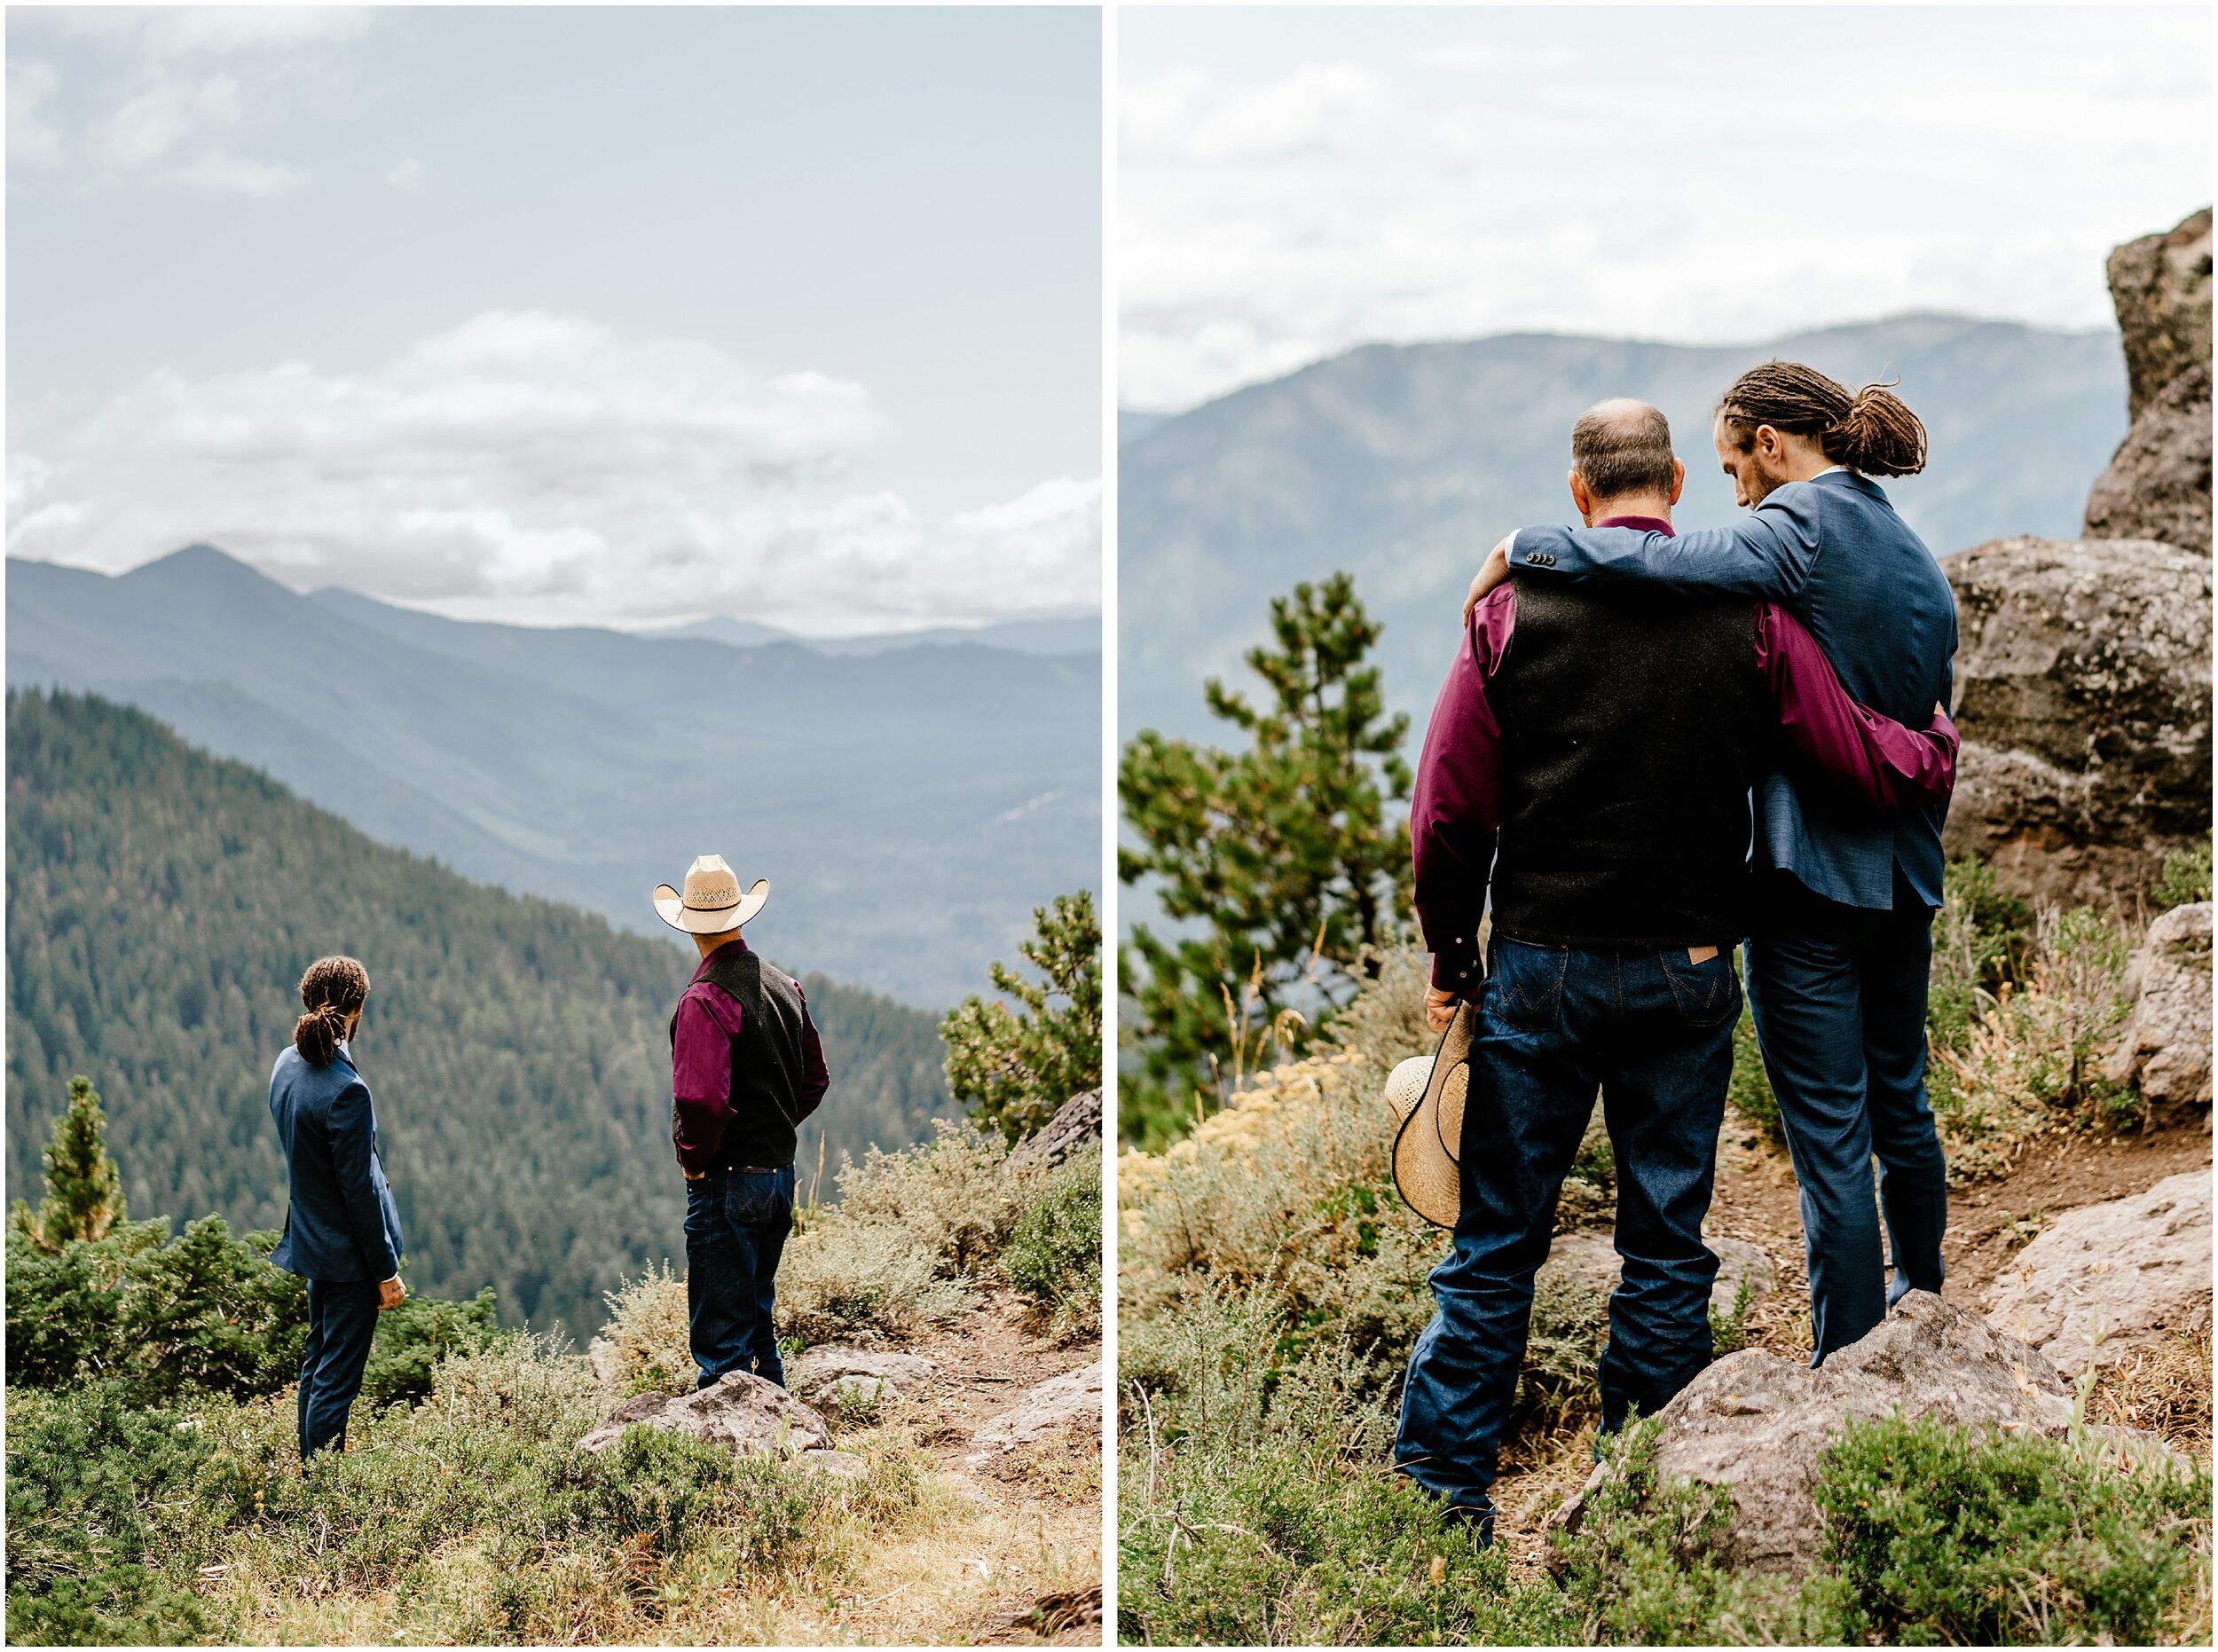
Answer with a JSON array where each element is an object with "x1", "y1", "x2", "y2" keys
[{"x1": 769, "y1": 1290, "x2": 1103, "y2": 1647}]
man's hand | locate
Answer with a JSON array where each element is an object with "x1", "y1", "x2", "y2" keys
[
  {"x1": 377, "y1": 1276, "x2": 405, "y2": 1311},
  {"x1": 1424, "y1": 985, "x2": 1459, "y2": 1034},
  {"x1": 683, "y1": 1166, "x2": 708, "y2": 1183},
  {"x1": 1462, "y1": 538, "x2": 1514, "y2": 625}
]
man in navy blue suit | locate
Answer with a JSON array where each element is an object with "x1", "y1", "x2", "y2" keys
[
  {"x1": 1463, "y1": 361, "x2": 1959, "y2": 1364},
  {"x1": 269, "y1": 955, "x2": 407, "y2": 1461}
]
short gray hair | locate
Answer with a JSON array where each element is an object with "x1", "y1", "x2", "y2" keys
[{"x1": 1569, "y1": 398, "x2": 1677, "y2": 500}]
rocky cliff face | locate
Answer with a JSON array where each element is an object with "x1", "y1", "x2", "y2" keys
[
  {"x1": 1943, "y1": 209, "x2": 2214, "y2": 905},
  {"x1": 2083, "y1": 208, "x2": 2213, "y2": 554}
]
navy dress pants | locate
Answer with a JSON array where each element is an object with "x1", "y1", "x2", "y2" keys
[
  {"x1": 299, "y1": 1276, "x2": 381, "y2": 1460},
  {"x1": 1745, "y1": 867, "x2": 1949, "y2": 1363},
  {"x1": 685, "y1": 1162, "x2": 795, "y2": 1388},
  {"x1": 1396, "y1": 937, "x2": 1739, "y2": 1536}
]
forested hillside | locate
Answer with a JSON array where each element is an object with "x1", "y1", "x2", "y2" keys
[{"x1": 5, "y1": 689, "x2": 954, "y2": 1340}]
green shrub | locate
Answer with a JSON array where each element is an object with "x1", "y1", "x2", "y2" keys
[
  {"x1": 1003, "y1": 1152, "x2": 1103, "y2": 1340},
  {"x1": 1814, "y1": 1412, "x2": 2212, "y2": 1646},
  {"x1": 2154, "y1": 836, "x2": 2214, "y2": 909},
  {"x1": 4, "y1": 1381, "x2": 223, "y2": 1646},
  {"x1": 360, "y1": 1285, "x2": 507, "y2": 1407},
  {"x1": 4, "y1": 1216, "x2": 306, "y2": 1404}
]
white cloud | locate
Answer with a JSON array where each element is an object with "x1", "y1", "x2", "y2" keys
[
  {"x1": 1121, "y1": 11, "x2": 2214, "y2": 410},
  {"x1": 6, "y1": 311, "x2": 1101, "y2": 633},
  {"x1": 387, "y1": 155, "x2": 422, "y2": 190},
  {"x1": 10, "y1": 6, "x2": 371, "y2": 194},
  {"x1": 8, "y1": 59, "x2": 65, "y2": 168}
]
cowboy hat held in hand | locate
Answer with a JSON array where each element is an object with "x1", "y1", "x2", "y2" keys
[
  {"x1": 651, "y1": 854, "x2": 769, "y2": 935},
  {"x1": 1385, "y1": 998, "x2": 1475, "y2": 1230}
]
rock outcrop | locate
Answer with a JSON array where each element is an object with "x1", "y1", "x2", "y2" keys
[
  {"x1": 964, "y1": 1358, "x2": 1104, "y2": 1470},
  {"x1": 1002, "y1": 1089, "x2": 1104, "y2": 1178},
  {"x1": 2105, "y1": 903, "x2": 2214, "y2": 1118},
  {"x1": 1983, "y1": 1171, "x2": 2213, "y2": 1375},
  {"x1": 2084, "y1": 208, "x2": 2212, "y2": 554},
  {"x1": 786, "y1": 1346, "x2": 940, "y2": 1408},
  {"x1": 578, "y1": 1369, "x2": 852, "y2": 1470},
  {"x1": 1940, "y1": 537, "x2": 2210, "y2": 906},
  {"x1": 1551, "y1": 1293, "x2": 2176, "y2": 1578}
]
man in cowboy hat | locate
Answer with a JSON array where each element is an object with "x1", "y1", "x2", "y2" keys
[
  {"x1": 654, "y1": 854, "x2": 830, "y2": 1390},
  {"x1": 1392, "y1": 399, "x2": 1958, "y2": 1539}
]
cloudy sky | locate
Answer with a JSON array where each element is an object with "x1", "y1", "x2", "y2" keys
[
  {"x1": 1122, "y1": 5, "x2": 2213, "y2": 412},
  {"x1": 8, "y1": 6, "x2": 1101, "y2": 633}
]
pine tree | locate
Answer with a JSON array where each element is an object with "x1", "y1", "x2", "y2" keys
[
  {"x1": 940, "y1": 889, "x2": 1104, "y2": 1141},
  {"x1": 1118, "y1": 573, "x2": 1412, "y2": 1147},
  {"x1": 12, "y1": 1076, "x2": 130, "y2": 1252}
]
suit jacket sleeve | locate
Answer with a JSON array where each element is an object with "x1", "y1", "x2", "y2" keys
[
  {"x1": 328, "y1": 1080, "x2": 400, "y2": 1281},
  {"x1": 1755, "y1": 603, "x2": 1959, "y2": 812},
  {"x1": 1512, "y1": 485, "x2": 1824, "y2": 601}
]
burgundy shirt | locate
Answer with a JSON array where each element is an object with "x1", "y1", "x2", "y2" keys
[
  {"x1": 1414, "y1": 515, "x2": 1960, "y2": 991},
  {"x1": 671, "y1": 937, "x2": 830, "y2": 1173}
]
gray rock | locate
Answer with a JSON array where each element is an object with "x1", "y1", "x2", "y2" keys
[
  {"x1": 1940, "y1": 536, "x2": 2211, "y2": 906},
  {"x1": 2083, "y1": 209, "x2": 2212, "y2": 555},
  {"x1": 964, "y1": 1358, "x2": 1103, "y2": 1469},
  {"x1": 2106, "y1": 903, "x2": 2214, "y2": 1117},
  {"x1": 1983, "y1": 1170, "x2": 2213, "y2": 1375},
  {"x1": 1552, "y1": 1292, "x2": 2178, "y2": 1578},
  {"x1": 1002, "y1": 1089, "x2": 1103, "y2": 1178},
  {"x1": 785, "y1": 1346, "x2": 940, "y2": 1408},
  {"x1": 577, "y1": 1370, "x2": 835, "y2": 1460},
  {"x1": 1536, "y1": 1231, "x2": 1776, "y2": 1323}
]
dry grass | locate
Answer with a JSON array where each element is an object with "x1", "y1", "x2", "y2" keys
[{"x1": 2088, "y1": 1331, "x2": 2215, "y2": 1462}]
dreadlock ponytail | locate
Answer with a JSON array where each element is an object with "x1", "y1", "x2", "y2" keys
[
  {"x1": 1717, "y1": 359, "x2": 1928, "y2": 478},
  {"x1": 295, "y1": 955, "x2": 370, "y2": 1065}
]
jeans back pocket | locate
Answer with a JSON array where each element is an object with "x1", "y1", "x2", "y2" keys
[
  {"x1": 1490, "y1": 940, "x2": 1569, "y2": 1034},
  {"x1": 1658, "y1": 947, "x2": 1742, "y2": 1027}
]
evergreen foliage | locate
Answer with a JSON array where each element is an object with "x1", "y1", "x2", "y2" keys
[
  {"x1": 1119, "y1": 573, "x2": 1412, "y2": 1145},
  {"x1": 12, "y1": 1074, "x2": 128, "y2": 1251},
  {"x1": 939, "y1": 888, "x2": 1103, "y2": 1140},
  {"x1": 6, "y1": 689, "x2": 953, "y2": 1340}
]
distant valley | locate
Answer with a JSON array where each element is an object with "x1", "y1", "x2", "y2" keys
[
  {"x1": 1119, "y1": 314, "x2": 2128, "y2": 741},
  {"x1": 8, "y1": 547, "x2": 1100, "y2": 1008}
]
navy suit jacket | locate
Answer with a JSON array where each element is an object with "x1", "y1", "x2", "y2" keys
[
  {"x1": 1509, "y1": 470, "x2": 1959, "y2": 909},
  {"x1": 268, "y1": 1042, "x2": 405, "y2": 1282}
]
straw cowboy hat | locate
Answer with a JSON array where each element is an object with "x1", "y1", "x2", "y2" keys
[
  {"x1": 1383, "y1": 998, "x2": 1476, "y2": 1229},
  {"x1": 651, "y1": 854, "x2": 769, "y2": 935}
]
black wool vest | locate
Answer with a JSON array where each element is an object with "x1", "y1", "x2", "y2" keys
[
  {"x1": 669, "y1": 947, "x2": 809, "y2": 1168},
  {"x1": 1486, "y1": 583, "x2": 1772, "y2": 948}
]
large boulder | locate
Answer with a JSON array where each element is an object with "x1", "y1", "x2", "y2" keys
[
  {"x1": 1551, "y1": 1292, "x2": 2175, "y2": 1578},
  {"x1": 2105, "y1": 903, "x2": 2214, "y2": 1119},
  {"x1": 785, "y1": 1345, "x2": 940, "y2": 1408},
  {"x1": 964, "y1": 1358, "x2": 1103, "y2": 1470},
  {"x1": 2083, "y1": 208, "x2": 2212, "y2": 554},
  {"x1": 1940, "y1": 536, "x2": 2210, "y2": 906},
  {"x1": 578, "y1": 1369, "x2": 840, "y2": 1462},
  {"x1": 1983, "y1": 1170, "x2": 2213, "y2": 1376}
]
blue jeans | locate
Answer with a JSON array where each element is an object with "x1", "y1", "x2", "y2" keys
[
  {"x1": 1745, "y1": 868, "x2": 1947, "y2": 1363},
  {"x1": 299, "y1": 1276, "x2": 381, "y2": 1460},
  {"x1": 1396, "y1": 937, "x2": 1739, "y2": 1529},
  {"x1": 684, "y1": 1162, "x2": 794, "y2": 1388}
]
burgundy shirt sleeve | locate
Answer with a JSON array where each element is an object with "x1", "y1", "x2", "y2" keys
[
  {"x1": 791, "y1": 979, "x2": 830, "y2": 1122},
  {"x1": 1755, "y1": 602, "x2": 1959, "y2": 813},
  {"x1": 1412, "y1": 586, "x2": 1515, "y2": 995},
  {"x1": 671, "y1": 983, "x2": 743, "y2": 1173}
]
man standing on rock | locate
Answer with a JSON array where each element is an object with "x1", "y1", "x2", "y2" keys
[
  {"x1": 654, "y1": 854, "x2": 830, "y2": 1390},
  {"x1": 1399, "y1": 398, "x2": 1958, "y2": 1538},
  {"x1": 1461, "y1": 365, "x2": 1961, "y2": 1366}
]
